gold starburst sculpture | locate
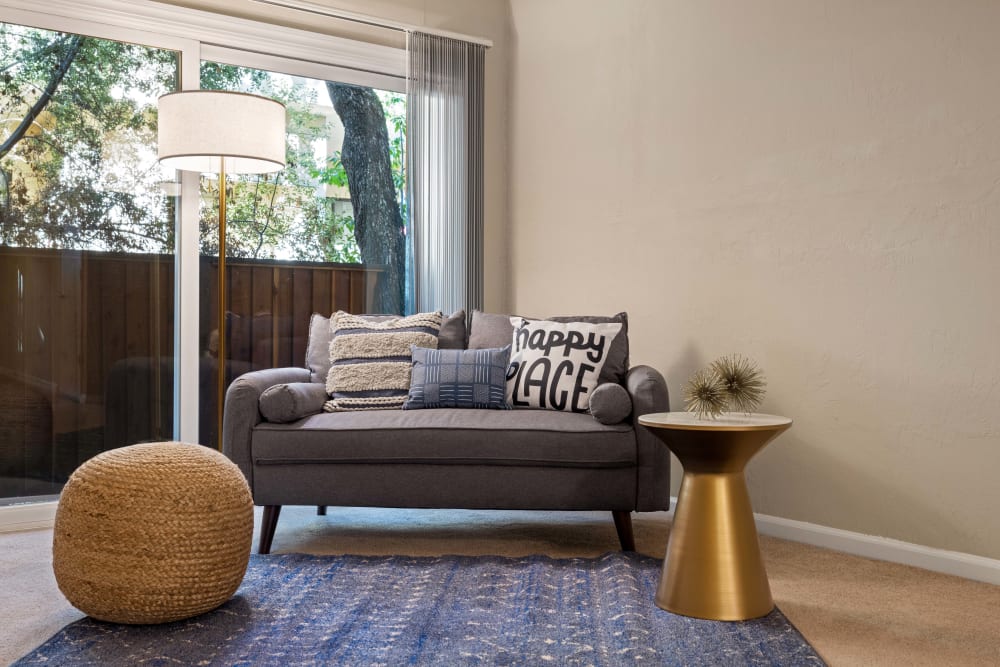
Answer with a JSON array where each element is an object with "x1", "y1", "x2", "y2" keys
[
  {"x1": 683, "y1": 368, "x2": 728, "y2": 420},
  {"x1": 711, "y1": 353, "x2": 766, "y2": 414}
]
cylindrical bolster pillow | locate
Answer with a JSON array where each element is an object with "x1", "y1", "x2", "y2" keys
[
  {"x1": 589, "y1": 382, "x2": 633, "y2": 425},
  {"x1": 259, "y1": 382, "x2": 329, "y2": 423}
]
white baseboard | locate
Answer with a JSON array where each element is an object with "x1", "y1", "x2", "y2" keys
[
  {"x1": 755, "y1": 513, "x2": 1000, "y2": 585},
  {"x1": 0, "y1": 501, "x2": 57, "y2": 533},
  {"x1": 668, "y1": 496, "x2": 1000, "y2": 586}
]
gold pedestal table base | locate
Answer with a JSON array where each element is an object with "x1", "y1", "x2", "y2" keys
[{"x1": 638, "y1": 412, "x2": 792, "y2": 621}]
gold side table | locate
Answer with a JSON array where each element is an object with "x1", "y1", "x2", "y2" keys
[{"x1": 638, "y1": 412, "x2": 792, "y2": 621}]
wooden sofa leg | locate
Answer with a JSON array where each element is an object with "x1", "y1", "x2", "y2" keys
[
  {"x1": 317, "y1": 505, "x2": 327, "y2": 516},
  {"x1": 612, "y1": 510, "x2": 636, "y2": 551},
  {"x1": 259, "y1": 505, "x2": 282, "y2": 555}
]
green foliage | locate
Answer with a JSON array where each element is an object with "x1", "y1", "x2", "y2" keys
[
  {"x1": 200, "y1": 63, "x2": 406, "y2": 264},
  {"x1": 296, "y1": 212, "x2": 361, "y2": 263},
  {"x1": 0, "y1": 23, "x2": 176, "y2": 251},
  {"x1": 0, "y1": 21, "x2": 407, "y2": 263},
  {"x1": 381, "y1": 91, "x2": 407, "y2": 219},
  {"x1": 308, "y1": 154, "x2": 349, "y2": 189},
  {"x1": 198, "y1": 61, "x2": 331, "y2": 259},
  {"x1": 198, "y1": 61, "x2": 267, "y2": 92}
]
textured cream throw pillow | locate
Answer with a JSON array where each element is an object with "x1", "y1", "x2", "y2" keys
[{"x1": 324, "y1": 311, "x2": 442, "y2": 411}]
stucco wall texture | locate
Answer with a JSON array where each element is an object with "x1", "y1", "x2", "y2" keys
[{"x1": 507, "y1": 0, "x2": 1000, "y2": 558}]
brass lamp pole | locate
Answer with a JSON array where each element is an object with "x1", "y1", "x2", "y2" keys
[
  {"x1": 157, "y1": 90, "x2": 286, "y2": 448},
  {"x1": 217, "y1": 157, "x2": 227, "y2": 447}
]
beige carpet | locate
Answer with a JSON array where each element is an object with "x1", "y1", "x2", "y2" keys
[{"x1": 2, "y1": 506, "x2": 998, "y2": 666}]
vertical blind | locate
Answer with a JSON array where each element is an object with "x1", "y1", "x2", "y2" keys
[{"x1": 406, "y1": 31, "x2": 485, "y2": 315}]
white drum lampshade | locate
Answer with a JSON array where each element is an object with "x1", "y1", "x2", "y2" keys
[{"x1": 157, "y1": 90, "x2": 286, "y2": 174}]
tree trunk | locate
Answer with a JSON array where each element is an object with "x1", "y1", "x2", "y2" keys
[{"x1": 325, "y1": 83, "x2": 405, "y2": 314}]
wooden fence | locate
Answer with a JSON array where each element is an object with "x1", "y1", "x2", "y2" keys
[{"x1": 0, "y1": 246, "x2": 380, "y2": 497}]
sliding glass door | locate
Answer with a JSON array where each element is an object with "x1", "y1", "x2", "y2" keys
[
  {"x1": 0, "y1": 21, "x2": 180, "y2": 501},
  {"x1": 0, "y1": 1, "x2": 413, "y2": 478}
]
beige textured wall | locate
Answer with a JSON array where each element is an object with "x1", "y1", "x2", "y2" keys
[
  {"x1": 508, "y1": 0, "x2": 1000, "y2": 558},
  {"x1": 161, "y1": 0, "x2": 512, "y2": 312}
]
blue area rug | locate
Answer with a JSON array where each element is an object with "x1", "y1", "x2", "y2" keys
[{"x1": 16, "y1": 552, "x2": 824, "y2": 666}]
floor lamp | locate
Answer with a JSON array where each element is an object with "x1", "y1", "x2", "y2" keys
[{"x1": 157, "y1": 90, "x2": 286, "y2": 448}]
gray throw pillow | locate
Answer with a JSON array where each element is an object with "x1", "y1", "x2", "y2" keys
[
  {"x1": 305, "y1": 313, "x2": 332, "y2": 384},
  {"x1": 588, "y1": 382, "x2": 633, "y2": 425},
  {"x1": 403, "y1": 345, "x2": 512, "y2": 410},
  {"x1": 469, "y1": 310, "x2": 630, "y2": 386},
  {"x1": 468, "y1": 310, "x2": 516, "y2": 349},
  {"x1": 438, "y1": 310, "x2": 467, "y2": 350},
  {"x1": 259, "y1": 382, "x2": 328, "y2": 423}
]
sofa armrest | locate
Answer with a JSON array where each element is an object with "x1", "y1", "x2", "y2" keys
[
  {"x1": 626, "y1": 365, "x2": 672, "y2": 511},
  {"x1": 222, "y1": 367, "x2": 311, "y2": 488}
]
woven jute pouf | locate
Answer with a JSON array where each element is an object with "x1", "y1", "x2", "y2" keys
[{"x1": 53, "y1": 441, "x2": 253, "y2": 624}]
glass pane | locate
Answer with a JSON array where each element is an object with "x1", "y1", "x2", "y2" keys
[
  {"x1": 199, "y1": 61, "x2": 408, "y2": 447},
  {"x1": 0, "y1": 23, "x2": 179, "y2": 502}
]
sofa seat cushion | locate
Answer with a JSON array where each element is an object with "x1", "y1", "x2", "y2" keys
[{"x1": 252, "y1": 408, "x2": 635, "y2": 469}]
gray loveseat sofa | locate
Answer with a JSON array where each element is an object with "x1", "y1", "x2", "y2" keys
[{"x1": 223, "y1": 310, "x2": 671, "y2": 554}]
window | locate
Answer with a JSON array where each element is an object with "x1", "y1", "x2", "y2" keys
[
  {"x1": 0, "y1": 0, "x2": 453, "y2": 499},
  {"x1": 195, "y1": 61, "x2": 409, "y2": 446},
  {"x1": 0, "y1": 21, "x2": 179, "y2": 501}
]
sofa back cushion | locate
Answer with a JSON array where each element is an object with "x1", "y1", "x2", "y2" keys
[
  {"x1": 306, "y1": 313, "x2": 333, "y2": 384},
  {"x1": 324, "y1": 311, "x2": 442, "y2": 411},
  {"x1": 437, "y1": 309, "x2": 467, "y2": 350},
  {"x1": 468, "y1": 310, "x2": 629, "y2": 386},
  {"x1": 467, "y1": 310, "x2": 515, "y2": 349}
]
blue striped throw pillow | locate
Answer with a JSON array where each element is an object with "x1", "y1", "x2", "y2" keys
[
  {"x1": 403, "y1": 345, "x2": 512, "y2": 410},
  {"x1": 324, "y1": 311, "x2": 442, "y2": 411}
]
